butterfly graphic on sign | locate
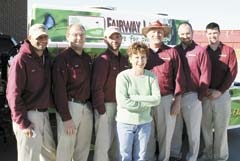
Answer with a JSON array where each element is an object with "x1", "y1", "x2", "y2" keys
[{"x1": 43, "y1": 13, "x2": 56, "y2": 30}]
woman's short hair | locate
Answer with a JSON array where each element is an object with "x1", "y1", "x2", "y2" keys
[{"x1": 127, "y1": 41, "x2": 149, "y2": 57}]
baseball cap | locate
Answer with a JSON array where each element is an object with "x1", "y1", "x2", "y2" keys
[
  {"x1": 28, "y1": 24, "x2": 48, "y2": 39},
  {"x1": 104, "y1": 26, "x2": 121, "y2": 38}
]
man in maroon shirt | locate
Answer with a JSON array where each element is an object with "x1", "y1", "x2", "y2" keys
[
  {"x1": 91, "y1": 26, "x2": 129, "y2": 161},
  {"x1": 171, "y1": 22, "x2": 211, "y2": 161},
  {"x1": 143, "y1": 20, "x2": 185, "y2": 161},
  {"x1": 6, "y1": 24, "x2": 56, "y2": 161},
  {"x1": 198, "y1": 22, "x2": 238, "y2": 161},
  {"x1": 52, "y1": 24, "x2": 93, "y2": 161}
]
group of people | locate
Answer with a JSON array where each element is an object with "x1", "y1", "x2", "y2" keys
[{"x1": 5, "y1": 20, "x2": 237, "y2": 161}]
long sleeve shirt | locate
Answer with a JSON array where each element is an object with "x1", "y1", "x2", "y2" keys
[
  {"x1": 175, "y1": 41, "x2": 211, "y2": 99},
  {"x1": 52, "y1": 47, "x2": 92, "y2": 121},
  {"x1": 91, "y1": 49, "x2": 129, "y2": 114},
  {"x1": 145, "y1": 44, "x2": 185, "y2": 96},
  {"x1": 6, "y1": 40, "x2": 53, "y2": 129},
  {"x1": 206, "y1": 42, "x2": 238, "y2": 92},
  {"x1": 115, "y1": 69, "x2": 161, "y2": 125}
]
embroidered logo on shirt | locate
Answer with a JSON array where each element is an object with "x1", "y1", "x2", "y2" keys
[
  {"x1": 160, "y1": 56, "x2": 171, "y2": 61},
  {"x1": 113, "y1": 67, "x2": 117, "y2": 70},
  {"x1": 187, "y1": 54, "x2": 196, "y2": 57},
  {"x1": 220, "y1": 54, "x2": 227, "y2": 57},
  {"x1": 31, "y1": 69, "x2": 36, "y2": 72}
]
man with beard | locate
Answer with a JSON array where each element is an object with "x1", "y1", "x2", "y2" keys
[
  {"x1": 91, "y1": 26, "x2": 129, "y2": 161},
  {"x1": 171, "y1": 22, "x2": 211, "y2": 161},
  {"x1": 52, "y1": 24, "x2": 93, "y2": 161}
]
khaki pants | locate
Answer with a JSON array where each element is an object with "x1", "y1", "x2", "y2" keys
[
  {"x1": 93, "y1": 102, "x2": 119, "y2": 161},
  {"x1": 147, "y1": 94, "x2": 176, "y2": 161},
  {"x1": 56, "y1": 101, "x2": 93, "y2": 161},
  {"x1": 13, "y1": 111, "x2": 56, "y2": 161},
  {"x1": 171, "y1": 92, "x2": 202, "y2": 161},
  {"x1": 201, "y1": 91, "x2": 231, "y2": 161},
  {"x1": 170, "y1": 110, "x2": 184, "y2": 159}
]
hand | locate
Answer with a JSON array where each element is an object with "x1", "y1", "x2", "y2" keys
[
  {"x1": 170, "y1": 95, "x2": 181, "y2": 116},
  {"x1": 129, "y1": 95, "x2": 138, "y2": 101},
  {"x1": 22, "y1": 123, "x2": 35, "y2": 138},
  {"x1": 207, "y1": 89, "x2": 222, "y2": 100},
  {"x1": 63, "y1": 119, "x2": 76, "y2": 135}
]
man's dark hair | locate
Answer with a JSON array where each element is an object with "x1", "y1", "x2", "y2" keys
[
  {"x1": 178, "y1": 21, "x2": 193, "y2": 30},
  {"x1": 206, "y1": 22, "x2": 220, "y2": 31}
]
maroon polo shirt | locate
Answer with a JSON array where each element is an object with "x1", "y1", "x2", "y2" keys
[
  {"x1": 206, "y1": 42, "x2": 238, "y2": 92},
  {"x1": 6, "y1": 40, "x2": 53, "y2": 129},
  {"x1": 145, "y1": 44, "x2": 185, "y2": 96},
  {"x1": 52, "y1": 47, "x2": 92, "y2": 121},
  {"x1": 91, "y1": 49, "x2": 129, "y2": 114},
  {"x1": 175, "y1": 41, "x2": 211, "y2": 100}
]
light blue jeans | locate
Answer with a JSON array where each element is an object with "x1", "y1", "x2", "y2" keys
[{"x1": 117, "y1": 122, "x2": 151, "y2": 161}]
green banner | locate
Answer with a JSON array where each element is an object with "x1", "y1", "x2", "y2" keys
[{"x1": 229, "y1": 87, "x2": 240, "y2": 128}]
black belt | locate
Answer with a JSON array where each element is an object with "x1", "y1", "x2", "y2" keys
[
  {"x1": 32, "y1": 108, "x2": 48, "y2": 112},
  {"x1": 69, "y1": 98, "x2": 87, "y2": 104}
]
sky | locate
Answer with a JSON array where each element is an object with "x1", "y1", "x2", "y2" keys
[{"x1": 28, "y1": 0, "x2": 239, "y2": 30}]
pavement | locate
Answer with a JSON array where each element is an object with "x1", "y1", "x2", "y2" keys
[
  {"x1": 1, "y1": 126, "x2": 240, "y2": 161},
  {"x1": 228, "y1": 128, "x2": 240, "y2": 161}
]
